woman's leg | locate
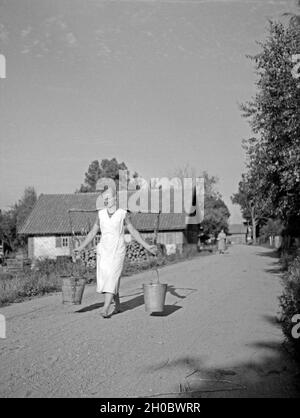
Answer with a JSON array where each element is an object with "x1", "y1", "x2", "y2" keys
[
  {"x1": 102, "y1": 292, "x2": 114, "y2": 315},
  {"x1": 113, "y1": 293, "x2": 121, "y2": 312},
  {"x1": 112, "y1": 272, "x2": 122, "y2": 313}
]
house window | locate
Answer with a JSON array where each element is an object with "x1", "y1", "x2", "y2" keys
[
  {"x1": 61, "y1": 237, "x2": 69, "y2": 247},
  {"x1": 94, "y1": 235, "x2": 101, "y2": 246}
]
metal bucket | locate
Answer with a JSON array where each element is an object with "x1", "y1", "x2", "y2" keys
[
  {"x1": 62, "y1": 276, "x2": 86, "y2": 305},
  {"x1": 143, "y1": 283, "x2": 167, "y2": 313}
]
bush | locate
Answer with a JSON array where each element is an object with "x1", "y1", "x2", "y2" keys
[
  {"x1": 260, "y1": 219, "x2": 284, "y2": 241},
  {"x1": 33, "y1": 257, "x2": 58, "y2": 275},
  {"x1": 0, "y1": 271, "x2": 62, "y2": 306},
  {"x1": 0, "y1": 256, "x2": 92, "y2": 306},
  {"x1": 279, "y1": 247, "x2": 299, "y2": 271},
  {"x1": 33, "y1": 256, "x2": 90, "y2": 278},
  {"x1": 0, "y1": 272, "x2": 13, "y2": 281},
  {"x1": 279, "y1": 255, "x2": 300, "y2": 358}
]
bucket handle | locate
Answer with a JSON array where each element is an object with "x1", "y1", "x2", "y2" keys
[
  {"x1": 68, "y1": 208, "x2": 97, "y2": 263},
  {"x1": 68, "y1": 209, "x2": 78, "y2": 264},
  {"x1": 153, "y1": 211, "x2": 161, "y2": 284}
]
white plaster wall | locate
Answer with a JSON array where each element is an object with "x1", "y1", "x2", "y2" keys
[
  {"x1": 124, "y1": 233, "x2": 132, "y2": 243},
  {"x1": 33, "y1": 237, "x2": 70, "y2": 259}
]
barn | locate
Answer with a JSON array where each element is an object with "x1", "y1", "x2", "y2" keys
[{"x1": 18, "y1": 192, "x2": 198, "y2": 259}]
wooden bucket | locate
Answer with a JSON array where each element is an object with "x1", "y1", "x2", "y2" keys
[{"x1": 62, "y1": 276, "x2": 86, "y2": 305}]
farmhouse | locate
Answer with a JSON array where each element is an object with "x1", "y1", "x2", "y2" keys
[
  {"x1": 18, "y1": 192, "x2": 200, "y2": 259},
  {"x1": 227, "y1": 223, "x2": 248, "y2": 245}
]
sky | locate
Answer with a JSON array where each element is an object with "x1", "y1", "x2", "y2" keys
[{"x1": 0, "y1": 0, "x2": 297, "y2": 222}]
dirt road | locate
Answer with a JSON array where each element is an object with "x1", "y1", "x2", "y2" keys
[{"x1": 0, "y1": 245, "x2": 299, "y2": 398}]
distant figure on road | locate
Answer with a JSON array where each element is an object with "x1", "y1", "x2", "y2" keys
[
  {"x1": 74, "y1": 187, "x2": 157, "y2": 318},
  {"x1": 217, "y1": 229, "x2": 227, "y2": 254}
]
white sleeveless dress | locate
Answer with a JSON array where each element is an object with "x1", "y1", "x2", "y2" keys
[{"x1": 96, "y1": 208, "x2": 127, "y2": 295}]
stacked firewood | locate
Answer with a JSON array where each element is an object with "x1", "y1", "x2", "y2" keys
[
  {"x1": 125, "y1": 240, "x2": 148, "y2": 262},
  {"x1": 125, "y1": 238, "x2": 161, "y2": 262},
  {"x1": 77, "y1": 238, "x2": 160, "y2": 267}
]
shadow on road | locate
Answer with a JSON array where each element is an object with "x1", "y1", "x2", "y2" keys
[
  {"x1": 119, "y1": 294, "x2": 145, "y2": 312},
  {"x1": 75, "y1": 285, "x2": 196, "y2": 316},
  {"x1": 75, "y1": 302, "x2": 103, "y2": 313},
  {"x1": 137, "y1": 297, "x2": 300, "y2": 398},
  {"x1": 167, "y1": 286, "x2": 197, "y2": 299},
  {"x1": 75, "y1": 293, "x2": 145, "y2": 314},
  {"x1": 264, "y1": 262, "x2": 285, "y2": 275},
  {"x1": 262, "y1": 314, "x2": 281, "y2": 328},
  {"x1": 151, "y1": 305, "x2": 182, "y2": 317},
  {"x1": 248, "y1": 340, "x2": 284, "y2": 353},
  {"x1": 259, "y1": 255, "x2": 285, "y2": 274},
  {"x1": 255, "y1": 249, "x2": 285, "y2": 274},
  {"x1": 120, "y1": 285, "x2": 196, "y2": 315},
  {"x1": 140, "y1": 340, "x2": 300, "y2": 398},
  {"x1": 256, "y1": 250, "x2": 279, "y2": 259}
]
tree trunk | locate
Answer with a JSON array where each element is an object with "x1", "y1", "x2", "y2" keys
[
  {"x1": 251, "y1": 210, "x2": 257, "y2": 244},
  {"x1": 282, "y1": 235, "x2": 291, "y2": 250},
  {"x1": 252, "y1": 220, "x2": 257, "y2": 244}
]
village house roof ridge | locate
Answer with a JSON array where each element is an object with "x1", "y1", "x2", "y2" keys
[
  {"x1": 18, "y1": 193, "x2": 187, "y2": 236},
  {"x1": 38, "y1": 192, "x2": 100, "y2": 199}
]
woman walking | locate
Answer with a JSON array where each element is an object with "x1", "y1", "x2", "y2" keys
[
  {"x1": 217, "y1": 229, "x2": 227, "y2": 254},
  {"x1": 74, "y1": 188, "x2": 157, "y2": 318}
]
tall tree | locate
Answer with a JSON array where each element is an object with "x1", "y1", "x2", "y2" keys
[
  {"x1": 202, "y1": 195, "x2": 230, "y2": 237},
  {"x1": 0, "y1": 210, "x2": 15, "y2": 251},
  {"x1": 15, "y1": 187, "x2": 37, "y2": 231},
  {"x1": 236, "y1": 21, "x2": 300, "y2": 234},
  {"x1": 231, "y1": 173, "x2": 271, "y2": 243},
  {"x1": 79, "y1": 160, "x2": 102, "y2": 192},
  {"x1": 0, "y1": 187, "x2": 37, "y2": 250},
  {"x1": 173, "y1": 166, "x2": 230, "y2": 236},
  {"x1": 78, "y1": 158, "x2": 129, "y2": 192}
]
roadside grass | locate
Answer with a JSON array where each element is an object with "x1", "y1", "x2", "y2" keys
[
  {"x1": 0, "y1": 272, "x2": 62, "y2": 306},
  {"x1": 279, "y1": 248, "x2": 300, "y2": 360},
  {"x1": 255, "y1": 241, "x2": 300, "y2": 359},
  {"x1": 0, "y1": 244, "x2": 215, "y2": 307}
]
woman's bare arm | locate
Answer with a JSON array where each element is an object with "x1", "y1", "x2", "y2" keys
[
  {"x1": 125, "y1": 212, "x2": 157, "y2": 255},
  {"x1": 75, "y1": 217, "x2": 100, "y2": 252}
]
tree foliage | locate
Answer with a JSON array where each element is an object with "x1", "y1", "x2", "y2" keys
[
  {"x1": 78, "y1": 158, "x2": 128, "y2": 192},
  {"x1": 260, "y1": 218, "x2": 285, "y2": 240},
  {"x1": 202, "y1": 195, "x2": 230, "y2": 236},
  {"x1": 201, "y1": 172, "x2": 230, "y2": 236},
  {"x1": 173, "y1": 166, "x2": 230, "y2": 236},
  {"x1": 0, "y1": 187, "x2": 37, "y2": 251},
  {"x1": 233, "y1": 21, "x2": 300, "y2": 235},
  {"x1": 15, "y1": 187, "x2": 37, "y2": 231},
  {"x1": 0, "y1": 210, "x2": 15, "y2": 251}
]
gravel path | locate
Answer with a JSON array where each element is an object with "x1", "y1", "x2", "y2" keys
[{"x1": 0, "y1": 245, "x2": 299, "y2": 398}]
